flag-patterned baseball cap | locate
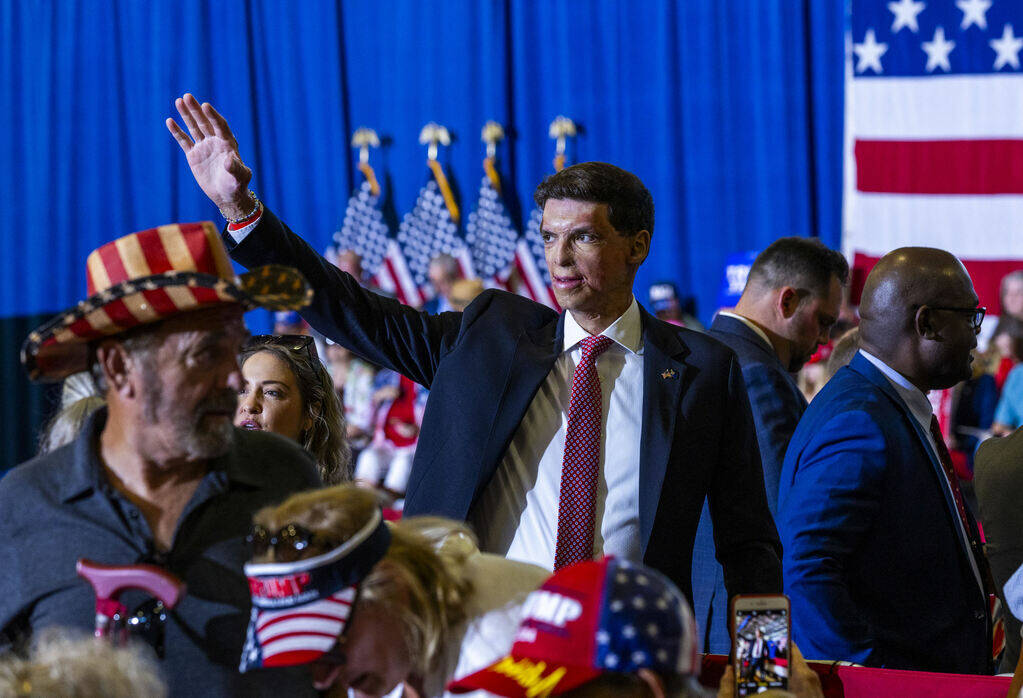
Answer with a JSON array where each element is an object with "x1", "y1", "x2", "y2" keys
[
  {"x1": 22, "y1": 221, "x2": 313, "y2": 381},
  {"x1": 447, "y1": 557, "x2": 698, "y2": 698},
  {"x1": 240, "y1": 507, "x2": 391, "y2": 671}
]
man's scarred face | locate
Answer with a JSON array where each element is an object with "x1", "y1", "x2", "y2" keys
[
  {"x1": 134, "y1": 307, "x2": 248, "y2": 461},
  {"x1": 541, "y1": 199, "x2": 649, "y2": 325}
]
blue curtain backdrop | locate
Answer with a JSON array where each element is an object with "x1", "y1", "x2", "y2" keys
[{"x1": 0, "y1": 0, "x2": 845, "y2": 468}]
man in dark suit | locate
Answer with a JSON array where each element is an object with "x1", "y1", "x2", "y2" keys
[
  {"x1": 167, "y1": 94, "x2": 782, "y2": 605},
  {"x1": 975, "y1": 426, "x2": 1023, "y2": 672},
  {"x1": 778, "y1": 247, "x2": 992, "y2": 673},
  {"x1": 692, "y1": 237, "x2": 847, "y2": 652}
]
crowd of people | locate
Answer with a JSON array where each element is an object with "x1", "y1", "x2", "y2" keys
[{"x1": 0, "y1": 91, "x2": 1021, "y2": 698}]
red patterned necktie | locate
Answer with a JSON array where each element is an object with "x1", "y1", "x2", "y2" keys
[
  {"x1": 554, "y1": 334, "x2": 615, "y2": 570},
  {"x1": 929, "y1": 415, "x2": 1001, "y2": 663}
]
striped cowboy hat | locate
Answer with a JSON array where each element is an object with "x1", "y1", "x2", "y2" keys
[{"x1": 22, "y1": 221, "x2": 313, "y2": 382}]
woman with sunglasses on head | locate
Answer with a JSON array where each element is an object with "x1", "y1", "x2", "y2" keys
[
  {"x1": 240, "y1": 484, "x2": 549, "y2": 698},
  {"x1": 237, "y1": 334, "x2": 351, "y2": 484}
]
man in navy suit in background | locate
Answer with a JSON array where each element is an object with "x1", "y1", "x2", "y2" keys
[
  {"x1": 779, "y1": 247, "x2": 992, "y2": 673},
  {"x1": 167, "y1": 93, "x2": 782, "y2": 610},
  {"x1": 692, "y1": 237, "x2": 847, "y2": 653}
]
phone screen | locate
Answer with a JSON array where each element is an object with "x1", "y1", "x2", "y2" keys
[{"x1": 733, "y1": 606, "x2": 790, "y2": 696}]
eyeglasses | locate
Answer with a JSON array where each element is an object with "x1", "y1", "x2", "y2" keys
[
  {"x1": 247, "y1": 523, "x2": 318, "y2": 562},
  {"x1": 929, "y1": 306, "x2": 987, "y2": 334},
  {"x1": 245, "y1": 334, "x2": 318, "y2": 362}
]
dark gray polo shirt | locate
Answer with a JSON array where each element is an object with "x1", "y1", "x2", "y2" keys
[{"x1": 0, "y1": 409, "x2": 321, "y2": 697}]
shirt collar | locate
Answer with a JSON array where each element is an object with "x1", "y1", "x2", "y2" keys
[
  {"x1": 859, "y1": 349, "x2": 934, "y2": 428},
  {"x1": 59, "y1": 407, "x2": 109, "y2": 502},
  {"x1": 562, "y1": 297, "x2": 642, "y2": 355},
  {"x1": 716, "y1": 311, "x2": 774, "y2": 351}
]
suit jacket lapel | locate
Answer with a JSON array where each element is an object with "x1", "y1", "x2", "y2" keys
[
  {"x1": 850, "y1": 355, "x2": 975, "y2": 559},
  {"x1": 475, "y1": 313, "x2": 564, "y2": 500},
  {"x1": 638, "y1": 308, "x2": 690, "y2": 553}
]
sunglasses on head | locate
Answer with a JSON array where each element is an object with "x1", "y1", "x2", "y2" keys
[
  {"x1": 247, "y1": 523, "x2": 321, "y2": 563},
  {"x1": 245, "y1": 334, "x2": 318, "y2": 362}
]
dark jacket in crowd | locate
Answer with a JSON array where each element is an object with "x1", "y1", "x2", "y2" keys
[
  {"x1": 225, "y1": 208, "x2": 783, "y2": 609},
  {"x1": 0, "y1": 409, "x2": 321, "y2": 697}
]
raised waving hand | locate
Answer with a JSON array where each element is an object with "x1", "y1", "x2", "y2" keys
[{"x1": 166, "y1": 93, "x2": 255, "y2": 219}]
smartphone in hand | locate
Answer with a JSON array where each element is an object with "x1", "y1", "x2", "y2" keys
[{"x1": 730, "y1": 594, "x2": 791, "y2": 696}]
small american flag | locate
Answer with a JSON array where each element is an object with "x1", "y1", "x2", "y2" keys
[
  {"x1": 329, "y1": 165, "x2": 423, "y2": 307},
  {"x1": 465, "y1": 170, "x2": 518, "y2": 284},
  {"x1": 397, "y1": 163, "x2": 474, "y2": 302}
]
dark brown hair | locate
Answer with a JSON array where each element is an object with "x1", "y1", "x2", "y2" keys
[{"x1": 533, "y1": 162, "x2": 654, "y2": 238}]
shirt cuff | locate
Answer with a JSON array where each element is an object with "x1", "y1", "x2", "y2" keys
[{"x1": 226, "y1": 207, "x2": 264, "y2": 244}]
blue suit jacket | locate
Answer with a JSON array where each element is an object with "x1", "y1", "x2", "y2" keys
[
  {"x1": 226, "y1": 209, "x2": 782, "y2": 604},
  {"x1": 778, "y1": 353, "x2": 989, "y2": 673},
  {"x1": 692, "y1": 313, "x2": 806, "y2": 652}
]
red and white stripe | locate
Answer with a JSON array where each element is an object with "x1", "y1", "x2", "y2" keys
[
  {"x1": 255, "y1": 587, "x2": 355, "y2": 667},
  {"x1": 844, "y1": 70, "x2": 1023, "y2": 317},
  {"x1": 375, "y1": 240, "x2": 425, "y2": 308}
]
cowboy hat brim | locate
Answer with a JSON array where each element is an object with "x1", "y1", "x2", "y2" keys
[{"x1": 22, "y1": 264, "x2": 313, "y2": 382}]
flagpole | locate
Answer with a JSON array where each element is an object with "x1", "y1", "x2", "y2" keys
[
  {"x1": 351, "y1": 127, "x2": 381, "y2": 196},
  {"x1": 481, "y1": 120, "x2": 505, "y2": 194},
  {"x1": 419, "y1": 122, "x2": 460, "y2": 224},
  {"x1": 549, "y1": 116, "x2": 577, "y2": 173}
]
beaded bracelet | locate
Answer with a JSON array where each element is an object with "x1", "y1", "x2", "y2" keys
[{"x1": 220, "y1": 190, "x2": 261, "y2": 224}]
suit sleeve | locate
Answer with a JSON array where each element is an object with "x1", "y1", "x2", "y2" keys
[
  {"x1": 224, "y1": 207, "x2": 461, "y2": 388},
  {"x1": 707, "y1": 354, "x2": 784, "y2": 600},
  {"x1": 741, "y1": 363, "x2": 805, "y2": 516},
  {"x1": 779, "y1": 409, "x2": 887, "y2": 665}
]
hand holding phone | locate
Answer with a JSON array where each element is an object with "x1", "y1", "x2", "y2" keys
[{"x1": 730, "y1": 594, "x2": 791, "y2": 696}]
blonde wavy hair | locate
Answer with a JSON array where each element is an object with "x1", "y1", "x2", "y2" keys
[
  {"x1": 0, "y1": 628, "x2": 166, "y2": 697},
  {"x1": 252, "y1": 485, "x2": 475, "y2": 670}
]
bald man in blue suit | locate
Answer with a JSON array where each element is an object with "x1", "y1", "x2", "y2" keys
[{"x1": 779, "y1": 248, "x2": 991, "y2": 673}]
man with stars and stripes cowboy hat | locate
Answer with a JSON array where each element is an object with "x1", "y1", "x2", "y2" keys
[{"x1": 1, "y1": 221, "x2": 327, "y2": 697}]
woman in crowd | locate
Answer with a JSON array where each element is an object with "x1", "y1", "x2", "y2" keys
[
  {"x1": 236, "y1": 334, "x2": 350, "y2": 484},
  {"x1": 241, "y1": 484, "x2": 549, "y2": 697},
  {"x1": 0, "y1": 627, "x2": 166, "y2": 697}
]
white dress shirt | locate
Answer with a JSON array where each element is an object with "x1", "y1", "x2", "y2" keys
[
  {"x1": 858, "y1": 350, "x2": 985, "y2": 599},
  {"x1": 470, "y1": 298, "x2": 645, "y2": 570}
]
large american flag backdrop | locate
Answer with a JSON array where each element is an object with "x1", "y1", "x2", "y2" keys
[{"x1": 846, "y1": 0, "x2": 1023, "y2": 320}]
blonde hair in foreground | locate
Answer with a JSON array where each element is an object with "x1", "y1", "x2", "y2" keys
[
  {"x1": 0, "y1": 628, "x2": 166, "y2": 698},
  {"x1": 252, "y1": 484, "x2": 476, "y2": 670}
]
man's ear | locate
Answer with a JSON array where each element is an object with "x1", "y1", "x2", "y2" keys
[
  {"x1": 635, "y1": 668, "x2": 666, "y2": 698},
  {"x1": 916, "y1": 305, "x2": 940, "y2": 340},
  {"x1": 778, "y1": 287, "x2": 801, "y2": 320},
  {"x1": 95, "y1": 341, "x2": 134, "y2": 398},
  {"x1": 629, "y1": 230, "x2": 651, "y2": 266}
]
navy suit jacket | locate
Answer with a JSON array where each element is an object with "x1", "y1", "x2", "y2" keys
[
  {"x1": 226, "y1": 209, "x2": 782, "y2": 604},
  {"x1": 778, "y1": 353, "x2": 989, "y2": 673},
  {"x1": 692, "y1": 313, "x2": 806, "y2": 652}
]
